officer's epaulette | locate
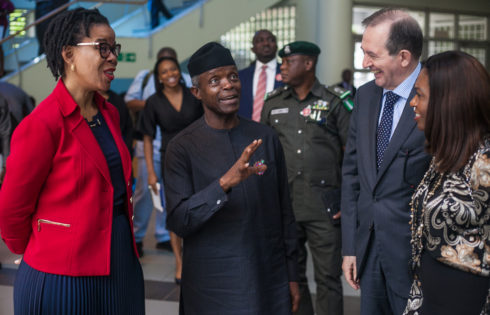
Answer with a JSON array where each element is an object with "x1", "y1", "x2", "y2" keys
[
  {"x1": 264, "y1": 86, "x2": 287, "y2": 101},
  {"x1": 326, "y1": 85, "x2": 354, "y2": 112}
]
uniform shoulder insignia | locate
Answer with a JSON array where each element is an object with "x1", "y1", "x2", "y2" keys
[
  {"x1": 264, "y1": 86, "x2": 287, "y2": 101},
  {"x1": 326, "y1": 85, "x2": 354, "y2": 112}
]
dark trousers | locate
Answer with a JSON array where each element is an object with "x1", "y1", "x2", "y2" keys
[
  {"x1": 295, "y1": 218, "x2": 343, "y2": 315},
  {"x1": 360, "y1": 234, "x2": 408, "y2": 315},
  {"x1": 150, "y1": 0, "x2": 173, "y2": 29}
]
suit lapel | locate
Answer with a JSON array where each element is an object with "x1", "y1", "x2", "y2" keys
[
  {"x1": 375, "y1": 89, "x2": 416, "y2": 182},
  {"x1": 243, "y1": 65, "x2": 254, "y2": 104},
  {"x1": 69, "y1": 111, "x2": 112, "y2": 185},
  {"x1": 53, "y1": 80, "x2": 112, "y2": 185},
  {"x1": 367, "y1": 87, "x2": 383, "y2": 186}
]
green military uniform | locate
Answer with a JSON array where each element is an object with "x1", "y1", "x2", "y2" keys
[
  {"x1": 260, "y1": 40, "x2": 353, "y2": 315},
  {"x1": 261, "y1": 80, "x2": 351, "y2": 221}
]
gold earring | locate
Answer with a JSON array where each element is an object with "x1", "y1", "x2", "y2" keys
[{"x1": 71, "y1": 64, "x2": 75, "y2": 72}]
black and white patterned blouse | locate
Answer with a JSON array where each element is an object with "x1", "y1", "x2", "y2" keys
[{"x1": 404, "y1": 137, "x2": 490, "y2": 315}]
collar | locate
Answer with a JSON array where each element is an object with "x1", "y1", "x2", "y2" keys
[
  {"x1": 383, "y1": 63, "x2": 421, "y2": 99},
  {"x1": 284, "y1": 78, "x2": 323, "y2": 100},
  {"x1": 55, "y1": 79, "x2": 107, "y2": 117},
  {"x1": 255, "y1": 58, "x2": 277, "y2": 72}
]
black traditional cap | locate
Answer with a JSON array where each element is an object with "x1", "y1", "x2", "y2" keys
[
  {"x1": 187, "y1": 42, "x2": 236, "y2": 77},
  {"x1": 278, "y1": 41, "x2": 321, "y2": 58}
]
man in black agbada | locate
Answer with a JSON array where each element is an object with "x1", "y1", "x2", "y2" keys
[{"x1": 164, "y1": 42, "x2": 300, "y2": 315}]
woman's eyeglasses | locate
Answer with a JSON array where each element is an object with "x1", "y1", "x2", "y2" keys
[{"x1": 76, "y1": 42, "x2": 122, "y2": 59}]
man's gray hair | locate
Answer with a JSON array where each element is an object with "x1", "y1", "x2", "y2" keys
[{"x1": 362, "y1": 8, "x2": 423, "y2": 60}]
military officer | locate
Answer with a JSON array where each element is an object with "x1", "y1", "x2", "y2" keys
[{"x1": 261, "y1": 41, "x2": 353, "y2": 315}]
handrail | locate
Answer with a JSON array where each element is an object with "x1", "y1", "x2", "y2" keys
[{"x1": 0, "y1": 0, "x2": 148, "y2": 45}]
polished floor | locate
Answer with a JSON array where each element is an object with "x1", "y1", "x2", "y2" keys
[{"x1": 0, "y1": 210, "x2": 360, "y2": 315}]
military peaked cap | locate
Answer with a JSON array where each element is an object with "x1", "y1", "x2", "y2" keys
[{"x1": 278, "y1": 41, "x2": 321, "y2": 57}]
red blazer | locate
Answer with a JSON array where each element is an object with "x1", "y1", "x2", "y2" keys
[{"x1": 0, "y1": 80, "x2": 136, "y2": 276}]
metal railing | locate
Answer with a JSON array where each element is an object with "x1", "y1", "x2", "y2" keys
[
  {"x1": 1, "y1": 0, "x2": 148, "y2": 46},
  {"x1": 2, "y1": 0, "x2": 206, "y2": 83}
]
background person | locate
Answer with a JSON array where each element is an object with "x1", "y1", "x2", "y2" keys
[
  {"x1": 335, "y1": 68, "x2": 356, "y2": 97},
  {"x1": 341, "y1": 8, "x2": 431, "y2": 315},
  {"x1": 0, "y1": 8, "x2": 144, "y2": 314},
  {"x1": 262, "y1": 41, "x2": 353, "y2": 315},
  {"x1": 0, "y1": 81, "x2": 35, "y2": 130},
  {"x1": 165, "y1": 42, "x2": 299, "y2": 314},
  {"x1": 139, "y1": 56, "x2": 203, "y2": 284},
  {"x1": 124, "y1": 47, "x2": 178, "y2": 257},
  {"x1": 238, "y1": 29, "x2": 283, "y2": 121},
  {"x1": 0, "y1": 94, "x2": 10, "y2": 185},
  {"x1": 404, "y1": 50, "x2": 490, "y2": 315},
  {"x1": 150, "y1": 0, "x2": 173, "y2": 29}
]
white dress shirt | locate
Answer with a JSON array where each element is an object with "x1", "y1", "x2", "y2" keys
[
  {"x1": 379, "y1": 63, "x2": 421, "y2": 139},
  {"x1": 252, "y1": 59, "x2": 278, "y2": 98}
]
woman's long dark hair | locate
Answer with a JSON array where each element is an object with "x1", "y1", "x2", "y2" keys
[
  {"x1": 153, "y1": 56, "x2": 185, "y2": 95},
  {"x1": 423, "y1": 51, "x2": 490, "y2": 172}
]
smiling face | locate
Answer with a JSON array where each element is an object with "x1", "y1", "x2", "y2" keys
[
  {"x1": 252, "y1": 30, "x2": 277, "y2": 64},
  {"x1": 157, "y1": 59, "x2": 181, "y2": 89},
  {"x1": 67, "y1": 23, "x2": 117, "y2": 92},
  {"x1": 192, "y1": 65, "x2": 241, "y2": 118},
  {"x1": 410, "y1": 68, "x2": 430, "y2": 130},
  {"x1": 361, "y1": 22, "x2": 404, "y2": 90}
]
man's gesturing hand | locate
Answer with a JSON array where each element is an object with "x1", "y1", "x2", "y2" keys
[{"x1": 219, "y1": 139, "x2": 267, "y2": 192}]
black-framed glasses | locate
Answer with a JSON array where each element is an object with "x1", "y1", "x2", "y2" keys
[{"x1": 76, "y1": 42, "x2": 121, "y2": 59}]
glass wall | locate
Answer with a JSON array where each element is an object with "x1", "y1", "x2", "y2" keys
[{"x1": 220, "y1": 6, "x2": 296, "y2": 70}]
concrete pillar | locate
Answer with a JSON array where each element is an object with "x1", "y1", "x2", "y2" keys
[{"x1": 294, "y1": 0, "x2": 353, "y2": 85}]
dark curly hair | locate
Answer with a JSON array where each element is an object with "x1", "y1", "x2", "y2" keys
[
  {"x1": 44, "y1": 8, "x2": 110, "y2": 80},
  {"x1": 153, "y1": 56, "x2": 185, "y2": 94}
]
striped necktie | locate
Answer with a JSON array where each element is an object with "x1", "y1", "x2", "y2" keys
[{"x1": 252, "y1": 65, "x2": 268, "y2": 122}]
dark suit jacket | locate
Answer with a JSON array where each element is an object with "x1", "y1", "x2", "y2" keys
[
  {"x1": 238, "y1": 61, "x2": 283, "y2": 119},
  {"x1": 341, "y1": 80, "x2": 431, "y2": 296}
]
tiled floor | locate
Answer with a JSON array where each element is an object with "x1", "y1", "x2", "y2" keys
[{"x1": 0, "y1": 211, "x2": 360, "y2": 315}]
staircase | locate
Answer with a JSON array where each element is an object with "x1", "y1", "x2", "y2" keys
[{"x1": 4, "y1": 0, "x2": 281, "y2": 103}]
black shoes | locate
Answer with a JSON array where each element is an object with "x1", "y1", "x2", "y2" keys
[{"x1": 136, "y1": 242, "x2": 144, "y2": 258}]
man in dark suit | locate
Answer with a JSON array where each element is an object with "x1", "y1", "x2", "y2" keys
[
  {"x1": 238, "y1": 29, "x2": 283, "y2": 121},
  {"x1": 341, "y1": 8, "x2": 431, "y2": 315}
]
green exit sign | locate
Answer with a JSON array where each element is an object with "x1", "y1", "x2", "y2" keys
[{"x1": 118, "y1": 52, "x2": 136, "y2": 62}]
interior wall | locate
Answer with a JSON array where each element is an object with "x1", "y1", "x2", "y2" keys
[
  {"x1": 353, "y1": 0, "x2": 490, "y2": 15},
  {"x1": 277, "y1": 0, "x2": 490, "y2": 85}
]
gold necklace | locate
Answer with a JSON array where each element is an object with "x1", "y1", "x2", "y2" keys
[{"x1": 409, "y1": 162, "x2": 444, "y2": 276}]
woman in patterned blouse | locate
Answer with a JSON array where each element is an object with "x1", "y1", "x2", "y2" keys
[{"x1": 403, "y1": 51, "x2": 490, "y2": 315}]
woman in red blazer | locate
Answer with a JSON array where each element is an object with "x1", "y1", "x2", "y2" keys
[{"x1": 0, "y1": 8, "x2": 144, "y2": 315}]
